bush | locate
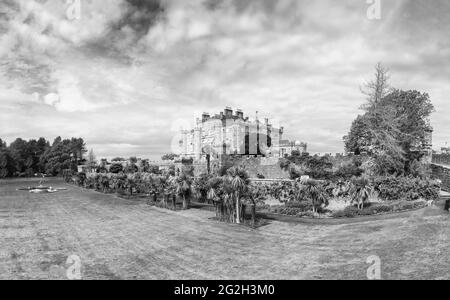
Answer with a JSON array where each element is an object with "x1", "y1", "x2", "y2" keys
[
  {"x1": 110, "y1": 163, "x2": 123, "y2": 174},
  {"x1": 124, "y1": 164, "x2": 138, "y2": 173},
  {"x1": 332, "y1": 206, "x2": 360, "y2": 218},
  {"x1": 285, "y1": 200, "x2": 313, "y2": 211},
  {"x1": 372, "y1": 176, "x2": 439, "y2": 201},
  {"x1": 331, "y1": 200, "x2": 427, "y2": 218},
  {"x1": 333, "y1": 162, "x2": 364, "y2": 180}
]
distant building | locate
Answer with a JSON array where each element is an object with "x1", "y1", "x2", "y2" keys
[
  {"x1": 179, "y1": 107, "x2": 306, "y2": 160},
  {"x1": 441, "y1": 147, "x2": 450, "y2": 155}
]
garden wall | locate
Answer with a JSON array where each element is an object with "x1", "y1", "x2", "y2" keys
[
  {"x1": 431, "y1": 163, "x2": 450, "y2": 192},
  {"x1": 220, "y1": 156, "x2": 290, "y2": 179},
  {"x1": 432, "y1": 154, "x2": 450, "y2": 166}
]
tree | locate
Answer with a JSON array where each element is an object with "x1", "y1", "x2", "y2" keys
[
  {"x1": 110, "y1": 163, "x2": 124, "y2": 174},
  {"x1": 349, "y1": 177, "x2": 372, "y2": 210},
  {"x1": 345, "y1": 63, "x2": 435, "y2": 176},
  {"x1": 0, "y1": 137, "x2": 84, "y2": 177},
  {"x1": 343, "y1": 115, "x2": 373, "y2": 155},
  {"x1": 162, "y1": 153, "x2": 179, "y2": 161},
  {"x1": 381, "y1": 90, "x2": 434, "y2": 172},
  {"x1": 359, "y1": 63, "x2": 403, "y2": 159},
  {"x1": 111, "y1": 157, "x2": 126, "y2": 162},
  {"x1": 70, "y1": 138, "x2": 87, "y2": 167},
  {"x1": 300, "y1": 178, "x2": 329, "y2": 214},
  {"x1": 0, "y1": 139, "x2": 13, "y2": 178},
  {"x1": 124, "y1": 163, "x2": 138, "y2": 173},
  {"x1": 9, "y1": 138, "x2": 29, "y2": 175},
  {"x1": 175, "y1": 171, "x2": 193, "y2": 210},
  {"x1": 193, "y1": 173, "x2": 211, "y2": 203},
  {"x1": 361, "y1": 62, "x2": 392, "y2": 106},
  {"x1": 207, "y1": 177, "x2": 224, "y2": 219},
  {"x1": 87, "y1": 149, "x2": 97, "y2": 171},
  {"x1": 226, "y1": 166, "x2": 250, "y2": 224},
  {"x1": 40, "y1": 137, "x2": 84, "y2": 176}
]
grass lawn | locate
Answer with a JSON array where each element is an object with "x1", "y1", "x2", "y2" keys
[{"x1": 0, "y1": 178, "x2": 449, "y2": 280}]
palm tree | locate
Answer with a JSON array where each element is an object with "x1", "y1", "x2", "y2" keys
[
  {"x1": 349, "y1": 177, "x2": 372, "y2": 210},
  {"x1": 226, "y1": 167, "x2": 250, "y2": 224},
  {"x1": 160, "y1": 175, "x2": 175, "y2": 209},
  {"x1": 207, "y1": 177, "x2": 224, "y2": 220},
  {"x1": 175, "y1": 173, "x2": 192, "y2": 210},
  {"x1": 125, "y1": 174, "x2": 136, "y2": 196},
  {"x1": 300, "y1": 178, "x2": 329, "y2": 214}
]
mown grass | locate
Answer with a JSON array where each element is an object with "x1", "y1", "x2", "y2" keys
[{"x1": 0, "y1": 178, "x2": 449, "y2": 280}]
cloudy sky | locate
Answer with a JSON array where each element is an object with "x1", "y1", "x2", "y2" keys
[{"x1": 0, "y1": 0, "x2": 449, "y2": 159}]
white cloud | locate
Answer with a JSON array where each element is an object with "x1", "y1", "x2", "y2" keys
[
  {"x1": 1, "y1": 0, "x2": 450, "y2": 158},
  {"x1": 44, "y1": 93, "x2": 59, "y2": 106}
]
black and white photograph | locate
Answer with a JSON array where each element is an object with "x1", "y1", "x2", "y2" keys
[{"x1": 0, "y1": 0, "x2": 449, "y2": 284}]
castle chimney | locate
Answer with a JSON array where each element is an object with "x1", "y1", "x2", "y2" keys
[
  {"x1": 224, "y1": 107, "x2": 233, "y2": 118},
  {"x1": 236, "y1": 109, "x2": 244, "y2": 120},
  {"x1": 202, "y1": 112, "x2": 210, "y2": 122}
]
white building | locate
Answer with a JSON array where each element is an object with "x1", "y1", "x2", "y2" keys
[{"x1": 179, "y1": 107, "x2": 307, "y2": 161}]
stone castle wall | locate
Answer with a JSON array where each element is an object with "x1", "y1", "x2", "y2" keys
[
  {"x1": 186, "y1": 155, "x2": 289, "y2": 179},
  {"x1": 219, "y1": 155, "x2": 290, "y2": 179},
  {"x1": 431, "y1": 164, "x2": 450, "y2": 192}
]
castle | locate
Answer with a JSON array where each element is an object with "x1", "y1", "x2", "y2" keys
[{"x1": 179, "y1": 107, "x2": 306, "y2": 161}]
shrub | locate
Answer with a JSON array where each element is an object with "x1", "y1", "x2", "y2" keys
[
  {"x1": 285, "y1": 200, "x2": 313, "y2": 212},
  {"x1": 110, "y1": 163, "x2": 123, "y2": 174},
  {"x1": 331, "y1": 200, "x2": 427, "y2": 218},
  {"x1": 372, "y1": 176, "x2": 439, "y2": 201},
  {"x1": 332, "y1": 206, "x2": 360, "y2": 218},
  {"x1": 333, "y1": 162, "x2": 364, "y2": 180}
]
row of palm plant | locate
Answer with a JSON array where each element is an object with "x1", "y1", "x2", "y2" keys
[{"x1": 204, "y1": 167, "x2": 250, "y2": 224}]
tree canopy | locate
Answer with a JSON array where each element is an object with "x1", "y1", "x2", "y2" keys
[
  {"x1": 344, "y1": 63, "x2": 434, "y2": 175},
  {"x1": 0, "y1": 137, "x2": 86, "y2": 177}
]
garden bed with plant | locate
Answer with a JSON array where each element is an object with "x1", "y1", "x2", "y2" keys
[
  {"x1": 64, "y1": 159, "x2": 441, "y2": 225},
  {"x1": 252, "y1": 175, "x2": 440, "y2": 220}
]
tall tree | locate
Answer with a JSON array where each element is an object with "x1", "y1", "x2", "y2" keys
[
  {"x1": 0, "y1": 139, "x2": 13, "y2": 178},
  {"x1": 344, "y1": 115, "x2": 373, "y2": 155},
  {"x1": 226, "y1": 166, "x2": 250, "y2": 224},
  {"x1": 345, "y1": 63, "x2": 434, "y2": 175},
  {"x1": 361, "y1": 62, "x2": 392, "y2": 107},
  {"x1": 360, "y1": 63, "x2": 403, "y2": 158},
  {"x1": 87, "y1": 149, "x2": 97, "y2": 171}
]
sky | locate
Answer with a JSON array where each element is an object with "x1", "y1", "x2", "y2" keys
[{"x1": 0, "y1": 0, "x2": 449, "y2": 160}]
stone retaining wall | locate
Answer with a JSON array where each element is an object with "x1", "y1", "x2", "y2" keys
[{"x1": 431, "y1": 164, "x2": 450, "y2": 192}]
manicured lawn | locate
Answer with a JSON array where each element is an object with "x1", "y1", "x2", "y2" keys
[{"x1": 0, "y1": 178, "x2": 449, "y2": 280}]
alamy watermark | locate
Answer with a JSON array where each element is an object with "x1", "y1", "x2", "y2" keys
[
  {"x1": 366, "y1": 255, "x2": 381, "y2": 280},
  {"x1": 66, "y1": 0, "x2": 82, "y2": 21},
  {"x1": 366, "y1": 0, "x2": 382, "y2": 20},
  {"x1": 66, "y1": 254, "x2": 82, "y2": 280}
]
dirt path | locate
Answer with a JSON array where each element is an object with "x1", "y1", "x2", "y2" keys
[{"x1": 0, "y1": 178, "x2": 449, "y2": 280}]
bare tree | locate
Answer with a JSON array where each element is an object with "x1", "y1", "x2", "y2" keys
[
  {"x1": 360, "y1": 63, "x2": 404, "y2": 159},
  {"x1": 361, "y1": 62, "x2": 392, "y2": 109}
]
